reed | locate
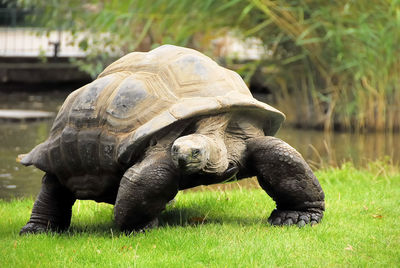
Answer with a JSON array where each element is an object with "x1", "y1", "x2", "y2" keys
[
  {"x1": 16, "y1": 0, "x2": 400, "y2": 131},
  {"x1": 242, "y1": 0, "x2": 400, "y2": 132}
]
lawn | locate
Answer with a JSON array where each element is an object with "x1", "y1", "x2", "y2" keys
[{"x1": 1, "y1": 162, "x2": 399, "y2": 267}]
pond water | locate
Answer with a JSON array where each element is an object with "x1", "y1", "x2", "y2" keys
[{"x1": 0, "y1": 90, "x2": 399, "y2": 200}]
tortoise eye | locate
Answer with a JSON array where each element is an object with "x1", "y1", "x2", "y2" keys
[{"x1": 192, "y1": 149, "x2": 200, "y2": 157}]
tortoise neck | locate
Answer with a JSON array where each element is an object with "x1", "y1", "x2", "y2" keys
[
  {"x1": 195, "y1": 114, "x2": 230, "y2": 137},
  {"x1": 195, "y1": 114, "x2": 230, "y2": 175}
]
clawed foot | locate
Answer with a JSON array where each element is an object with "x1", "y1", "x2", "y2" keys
[
  {"x1": 139, "y1": 217, "x2": 159, "y2": 232},
  {"x1": 122, "y1": 218, "x2": 159, "y2": 235},
  {"x1": 20, "y1": 222, "x2": 48, "y2": 235},
  {"x1": 268, "y1": 209, "x2": 323, "y2": 227}
]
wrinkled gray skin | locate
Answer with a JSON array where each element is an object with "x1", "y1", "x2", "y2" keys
[{"x1": 20, "y1": 113, "x2": 324, "y2": 234}]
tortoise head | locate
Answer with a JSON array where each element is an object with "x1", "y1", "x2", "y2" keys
[
  {"x1": 171, "y1": 134, "x2": 210, "y2": 174},
  {"x1": 171, "y1": 133, "x2": 230, "y2": 175}
]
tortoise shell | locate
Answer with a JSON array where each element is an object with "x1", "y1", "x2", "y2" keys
[{"x1": 20, "y1": 45, "x2": 285, "y2": 176}]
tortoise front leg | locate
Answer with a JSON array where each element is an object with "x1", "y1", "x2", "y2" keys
[
  {"x1": 246, "y1": 136, "x2": 325, "y2": 227},
  {"x1": 20, "y1": 173, "x2": 76, "y2": 234},
  {"x1": 114, "y1": 152, "x2": 180, "y2": 233}
]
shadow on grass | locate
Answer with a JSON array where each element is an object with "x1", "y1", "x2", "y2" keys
[
  {"x1": 160, "y1": 206, "x2": 267, "y2": 227},
  {"x1": 64, "y1": 203, "x2": 269, "y2": 237},
  {"x1": 67, "y1": 223, "x2": 118, "y2": 237}
]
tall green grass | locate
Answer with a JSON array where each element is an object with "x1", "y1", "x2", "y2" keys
[
  {"x1": 16, "y1": 0, "x2": 400, "y2": 131},
  {"x1": 246, "y1": 0, "x2": 400, "y2": 132},
  {"x1": 1, "y1": 162, "x2": 399, "y2": 267}
]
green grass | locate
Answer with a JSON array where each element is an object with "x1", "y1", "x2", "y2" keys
[{"x1": 1, "y1": 163, "x2": 399, "y2": 267}]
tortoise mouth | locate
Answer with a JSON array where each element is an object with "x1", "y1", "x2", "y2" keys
[
  {"x1": 172, "y1": 155, "x2": 204, "y2": 173},
  {"x1": 178, "y1": 159, "x2": 201, "y2": 166},
  {"x1": 175, "y1": 159, "x2": 202, "y2": 172}
]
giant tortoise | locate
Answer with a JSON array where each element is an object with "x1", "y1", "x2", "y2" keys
[{"x1": 19, "y1": 45, "x2": 324, "y2": 234}]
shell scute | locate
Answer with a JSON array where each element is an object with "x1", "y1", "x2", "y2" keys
[
  {"x1": 169, "y1": 54, "x2": 219, "y2": 86},
  {"x1": 48, "y1": 136, "x2": 67, "y2": 177},
  {"x1": 69, "y1": 75, "x2": 116, "y2": 128},
  {"x1": 77, "y1": 128, "x2": 101, "y2": 173},
  {"x1": 169, "y1": 97, "x2": 222, "y2": 118},
  {"x1": 99, "y1": 131, "x2": 119, "y2": 171},
  {"x1": 60, "y1": 126, "x2": 81, "y2": 172},
  {"x1": 106, "y1": 77, "x2": 148, "y2": 119},
  {"x1": 72, "y1": 75, "x2": 113, "y2": 112}
]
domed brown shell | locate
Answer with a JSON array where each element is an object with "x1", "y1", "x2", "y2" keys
[{"x1": 20, "y1": 45, "x2": 285, "y2": 176}]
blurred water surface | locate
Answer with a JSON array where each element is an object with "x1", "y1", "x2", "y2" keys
[{"x1": 0, "y1": 90, "x2": 398, "y2": 200}]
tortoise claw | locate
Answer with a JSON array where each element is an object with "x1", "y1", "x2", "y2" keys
[
  {"x1": 268, "y1": 209, "x2": 323, "y2": 227},
  {"x1": 20, "y1": 222, "x2": 48, "y2": 235}
]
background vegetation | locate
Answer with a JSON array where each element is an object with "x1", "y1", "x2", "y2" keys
[{"x1": 10, "y1": 0, "x2": 400, "y2": 132}]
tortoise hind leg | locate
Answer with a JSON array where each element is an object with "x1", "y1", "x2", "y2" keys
[
  {"x1": 246, "y1": 136, "x2": 325, "y2": 227},
  {"x1": 20, "y1": 173, "x2": 76, "y2": 235},
  {"x1": 114, "y1": 151, "x2": 179, "y2": 233}
]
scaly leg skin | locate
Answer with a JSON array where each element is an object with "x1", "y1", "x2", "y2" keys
[
  {"x1": 114, "y1": 152, "x2": 180, "y2": 233},
  {"x1": 20, "y1": 173, "x2": 76, "y2": 235},
  {"x1": 247, "y1": 136, "x2": 325, "y2": 227}
]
